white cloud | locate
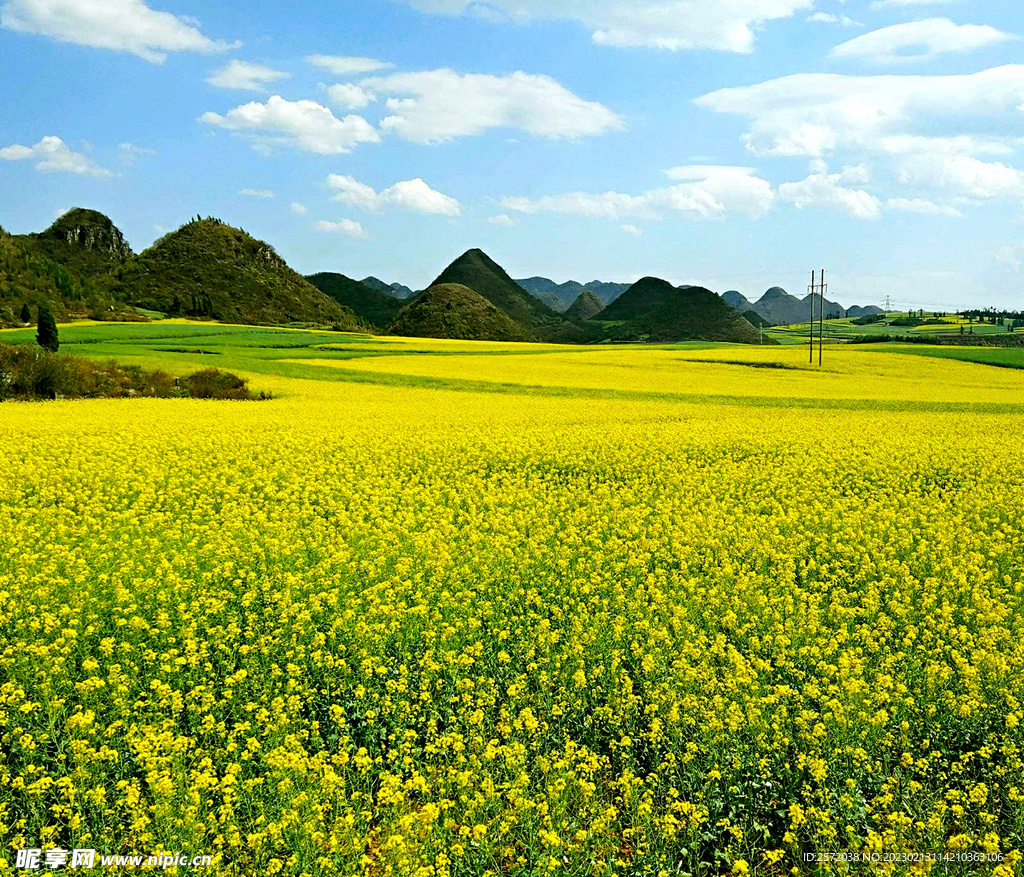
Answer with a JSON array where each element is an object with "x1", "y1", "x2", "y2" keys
[
  {"x1": 695, "y1": 65, "x2": 1024, "y2": 160},
  {"x1": 306, "y1": 54, "x2": 392, "y2": 75},
  {"x1": 871, "y1": 0, "x2": 962, "y2": 8},
  {"x1": 897, "y1": 155, "x2": 1024, "y2": 201},
  {"x1": 621, "y1": 223, "x2": 643, "y2": 236},
  {"x1": 117, "y1": 141, "x2": 155, "y2": 166},
  {"x1": 207, "y1": 60, "x2": 290, "y2": 91},
  {"x1": 361, "y1": 69, "x2": 623, "y2": 142},
  {"x1": 778, "y1": 166, "x2": 883, "y2": 219},
  {"x1": 239, "y1": 188, "x2": 274, "y2": 198},
  {"x1": 327, "y1": 174, "x2": 461, "y2": 216},
  {"x1": 830, "y1": 19, "x2": 1016, "y2": 65},
  {"x1": 315, "y1": 218, "x2": 366, "y2": 238},
  {"x1": 0, "y1": 0, "x2": 235, "y2": 63},
  {"x1": 199, "y1": 96, "x2": 379, "y2": 155},
  {"x1": 385, "y1": 179, "x2": 462, "y2": 215},
  {"x1": 996, "y1": 243, "x2": 1024, "y2": 271},
  {"x1": 0, "y1": 135, "x2": 111, "y2": 176},
  {"x1": 502, "y1": 165, "x2": 774, "y2": 220},
  {"x1": 807, "y1": 12, "x2": 860, "y2": 26},
  {"x1": 487, "y1": 214, "x2": 519, "y2": 227},
  {"x1": 885, "y1": 197, "x2": 963, "y2": 216},
  {"x1": 325, "y1": 82, "x2": 376, "y2": 109},
  {"x1": 502, "y1": 191, "x2": 649, "y2": 219},
  {"x1": 290, "y1": 202, "x2": 308, "y2": 215},
  {"x1": 399, "y1": 0, "x2": 813, "y2": 53}
]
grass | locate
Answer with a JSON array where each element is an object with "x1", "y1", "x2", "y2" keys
[
  {"x1": 767, "y1": 312, "x2": 1022, "y2": 345},
  {"x1": 5, "y1": 320, "x2": 1024, "y2": 413}
]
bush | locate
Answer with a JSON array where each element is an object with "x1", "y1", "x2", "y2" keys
[
  {"x1": 0, "y1": 343, "x2": 259, "y2": 401},
  {"x1": 180, "y1": 367, "x2": 252, "y2": 400}
]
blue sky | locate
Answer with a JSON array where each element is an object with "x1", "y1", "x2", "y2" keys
[{"x1": 2, "y1": 0, "x2": 1023, "y2": 309}]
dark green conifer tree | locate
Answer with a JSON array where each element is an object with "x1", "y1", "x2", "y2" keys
[{"x1": 37, "y1": 303, "x2": 59, "y2": 352}]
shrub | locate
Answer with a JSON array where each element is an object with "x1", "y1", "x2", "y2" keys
[
  {"x1": 0, "y1": 343, "x2": 258, "y2": 401},
  {"x1": 181, "y1": 367, "x2": 253, "y2": 400}
]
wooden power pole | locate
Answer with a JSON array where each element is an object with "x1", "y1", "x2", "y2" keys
[
  {"x1": 819, "y1": 268, "x2": 825, "y2": 367},
  {"x1": 809, "y1": 270, "x2": 815, "y2": 364}
]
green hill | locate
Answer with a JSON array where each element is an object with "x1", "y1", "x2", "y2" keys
[
  {"x1": 430, "y1": 249, "x2": 564, "y2": 339},
  {"x1": 597, "y1": 277, "x2": 763, "y2": 343},
  {"x1": 306, "y1": 272, "x2": 402, "y2": 330},
  {"x1": 564, "y1": 289, "x2": 605, "y2": 322},
  {"x1": 742, "y1": 310, "x2": 772, "y2": 329},
  {"x1": 0, "y1": 227, "x2": 132, "y2": 327},
  {"x1": 388, "y1": 283, "x2": 530, "y2": 342},
  {"x1": 110, "y1": 218, "x2": 362, "y2": 327},
  {"x1": 14, "y1": 208, "x2": 134, "y2": 279}
]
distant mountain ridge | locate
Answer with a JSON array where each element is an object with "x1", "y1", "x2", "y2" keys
[
  {"x1": 724, "y1": 286, "x2": 883, "y2": 325},
  {"x1": 515, "y1": 277, "x2": 589, "y2": 312},
  {"x1": 516, "y1": 276, "x2": 631, "y2": 309},
  {"x1": 584, "y1": 280, "x2": 631, "y2": 304},
  {"x1": 307, "y1": 272, "x2": 402, "y2": 330},
  {"x1": 361, "y1": 276, "x2": 416, "y2": 299}
]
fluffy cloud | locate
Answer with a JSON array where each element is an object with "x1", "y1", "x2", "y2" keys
[
  {"x1": 501, "y1": 165, "x2": 774, "y2": 220},
  {"x1": 207, "y1": 60, "x2": 290, "y2": 91},
  {"x1": 314, "y1": 219, "x2": 366, "y2": 238},
  {"x1": 239, "y1": 188, "x2": 274, "y2": 198},
  {"x1": 327, "y1": 174, "x2": 461, "y2": 216},
  {"x1": 696, "y1": 65, "x2": 1024, "y2": 160},
  {"x1": 897, "y1": 155, "x2": 1024, "y2": 201},
  {"x1": 398, "y1": 0, "x2": 812, "y2": 52},
  {"x1": 830, "y1": 19, "x2": 1016, "y2": 65},
  {"x1": 778, "y1": 165, "x2": 882, "y2": 219},
  {"x1": 360, "y1": 69, "x2": 623, "y2": 142},
  {"x1": 885, "y1": 197, "x2": 963, "y2": 216},
  {"x1": 290, "y1": 202, "x2": 308, "y2": 215},
  {"x1": 325, "y1": 83, "x2": 375, "y2": 110},
  {"x1": 200, "y1": 96, "x2": 379, "y2": 155},
  {"x1": 0, "y1": 135, "x2": 111, "y2": 176},
  {"x1": 807, "y1": 12, "x2": 860, "y2": 26},
  {"x1": 0, "y1": 0, "x2": 235, "y2": 63},
  {"x1": 487, "y1": 214, "x2": 519, "y2": 227},
  {"x1": 306, "y1": 54, "x2": 392, "y2": 75},
  {"x1": 621, "y1": 224, "x2": 643, "y2": 236}
]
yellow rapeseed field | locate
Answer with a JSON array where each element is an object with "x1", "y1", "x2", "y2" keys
[{"x1": 1, "y1": 336, "x2": 1023, "y2": 876}]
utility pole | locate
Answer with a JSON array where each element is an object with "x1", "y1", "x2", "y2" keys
[
  {"x1": 819, "y1": 268, "x2": 825, "y2": 368},
  {"x1": 809, "y1": 270, "x2": 816, "y2": 364}
]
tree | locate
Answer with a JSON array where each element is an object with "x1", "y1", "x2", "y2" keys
[
  {"x1": 37, "y1": 303, "x2": 59, "y2": 352},
  {"x1": 20, "y1": 302, "x2": 31, "y2": 324}
]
